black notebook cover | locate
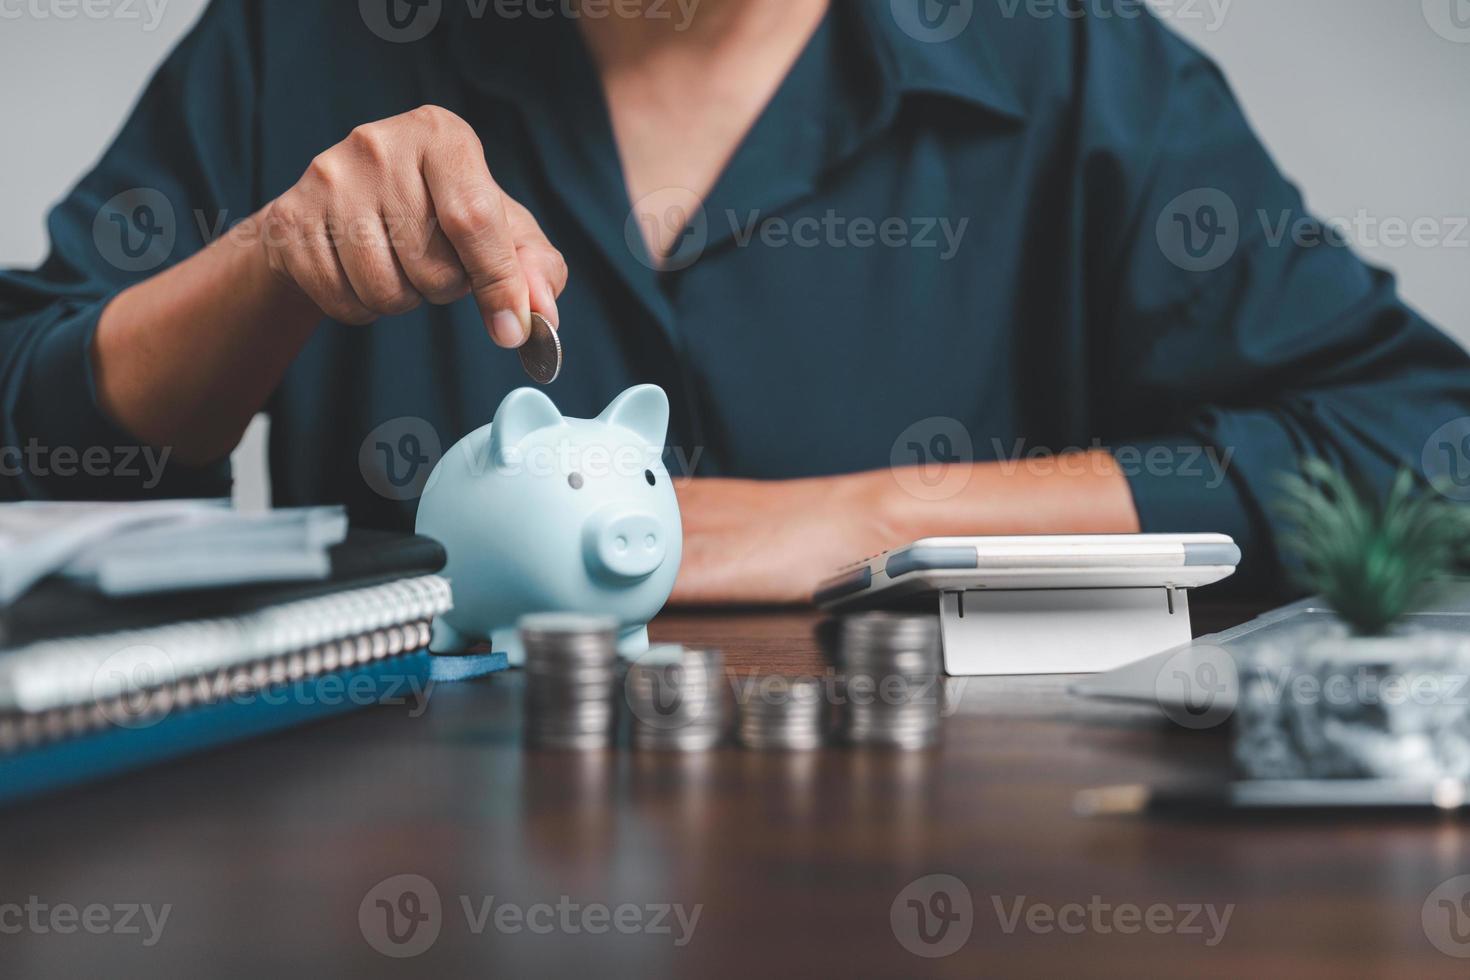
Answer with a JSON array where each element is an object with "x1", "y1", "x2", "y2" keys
[
  {"x1": 0, "y1": 529, "x2": 502, "y2": 807},
  {"x1": 0, "y1": 529, "x2": 446, "y2": 649}
]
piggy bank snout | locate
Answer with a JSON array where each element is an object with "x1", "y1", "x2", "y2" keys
[{"x1": 584, "y1": 509, "x2": 668, "y2": 581}]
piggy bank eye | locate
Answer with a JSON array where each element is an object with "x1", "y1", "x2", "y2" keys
[
  {"x1": 644, "y1": 469, "x2": 657, "y2": 487},
  {"x1": 568, "y1": 472, "x2": 585, "y2": 490}
]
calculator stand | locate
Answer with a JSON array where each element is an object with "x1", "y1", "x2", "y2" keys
[{"x1": 937, "y1": 587, "x2": 1192, "y2": 676}]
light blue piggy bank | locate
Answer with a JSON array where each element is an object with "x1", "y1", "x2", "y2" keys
[{"x1": 415, "y1": 385, "x2": 682, "y2": 665}]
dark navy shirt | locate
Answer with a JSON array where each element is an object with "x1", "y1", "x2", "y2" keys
[{"x1": 3, "y1": 0, "x2": 1467, "y2": 589}]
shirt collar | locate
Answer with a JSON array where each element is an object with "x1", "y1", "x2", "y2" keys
[
  {"x1": 449, "y1": 3, "x2": 1026, "y2": 124},
  {"x1": 850, "y1": 0, "x2": 1028, "y2": 122}
]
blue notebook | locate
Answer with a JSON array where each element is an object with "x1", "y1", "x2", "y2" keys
[{"x1": 0, "y1": 530, "x2": 504, "y2": 804}]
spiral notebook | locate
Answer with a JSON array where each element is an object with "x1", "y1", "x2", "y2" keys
[{"x1": 0, "y1": 530, "x2": 504, "y2": 804}]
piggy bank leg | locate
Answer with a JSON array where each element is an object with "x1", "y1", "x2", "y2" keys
[
  {"x1": 491, "y1": 628, "x2": 526, "y2": 667},
  {"x1": 617, "y1": 624, "x2": 650, "y2": 657},
  {"x1": 429, "y1": 617, "x2": 469, "y2": 655}
]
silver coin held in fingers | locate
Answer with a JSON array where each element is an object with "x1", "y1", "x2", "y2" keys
[{"x1": 518, "y1": 312, "x2": 563, "y2": 385}]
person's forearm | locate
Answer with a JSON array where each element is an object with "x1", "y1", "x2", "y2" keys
[
  {"x1": 671, "y1": 453, "x2": 1143, "y2": 604},
  {"x1": 881, "y1": 451, "x2": 1142, "y2": 540},
  {"x1": 92, "y1": 212, "x2": 322, "y2": 465}
]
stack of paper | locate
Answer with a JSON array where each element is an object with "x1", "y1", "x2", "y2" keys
[{"x1": 0, "y1": 500, "x2": 348, "y2": 604}]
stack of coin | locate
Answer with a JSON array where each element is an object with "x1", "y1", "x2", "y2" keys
[
  {"x1": 734, "y1": 675, "x2": 828, "y2": 750},
  {"x1": 520, "y1": 613, "x2": 620, "y2": 750},
  {"x1": 837, "y1": 612, "x2": 944, "y2": 749},
  {"x1": 624, "y1": 645, "x2": 727, "y2": 751}
]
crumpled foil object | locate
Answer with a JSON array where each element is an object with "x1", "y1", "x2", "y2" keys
[{"x1": 1234, "y1": 623, "x2": 1470, "y2": 781}]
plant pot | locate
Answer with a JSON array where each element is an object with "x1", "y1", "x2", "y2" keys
[{"x1": 1233, "y1": 620, "x2": 1470, "y2": 781}]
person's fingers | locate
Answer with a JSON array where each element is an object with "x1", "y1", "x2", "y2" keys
[
  {"x1": 331, "y1": 207, "x2": 421, "y2": 318},
  {"x1": 385, "y1": 179, "x2": 470, "y2": 306},
  {"x1": 504, "y1": 197, "x2": 569, "y2": 327},
  {"x1": 267, "y1": 199, "x2": 376, "y2": 325},
  {"x1": 518, "y1": 244, "x2": 567, "y2": 327},
  {"x1": 405, "y1": 225, "x2": 472, "y2": 306},
  {"x1": 421, "y1": 135, "x2": 530, "y2": 348}
]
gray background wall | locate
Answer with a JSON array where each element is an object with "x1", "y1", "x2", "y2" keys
[{"x1": 1, "y1": 0, "x2": 1467, "y2": 501}]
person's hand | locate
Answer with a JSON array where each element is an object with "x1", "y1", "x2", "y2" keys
[
  {"x1": 259, "y1": 105, "x2": 566, "y2": 346},
  {"x1": 672, "y1": 473, "x2": 909, "y2": 605}
]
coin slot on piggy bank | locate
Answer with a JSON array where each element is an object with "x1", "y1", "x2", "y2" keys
[{"x1": 415, "y1": 385, "x2": 683, "y2": 666}]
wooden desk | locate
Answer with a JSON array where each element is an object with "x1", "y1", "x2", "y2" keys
[{"x1": 1, "y1": 603, "x2": 1466, "y2": 978}]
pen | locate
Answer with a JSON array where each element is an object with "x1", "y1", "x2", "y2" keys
[{"x1": 1075, "y1": 779, "x2": 1470, "y2": 817}]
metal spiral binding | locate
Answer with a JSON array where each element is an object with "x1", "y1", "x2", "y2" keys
[
  {"x1": 0, "y1": 620, "x2": 435, "y2": 754},
  {"x1": 0, "y1": 575, "x2": 451, "y2": 753}
]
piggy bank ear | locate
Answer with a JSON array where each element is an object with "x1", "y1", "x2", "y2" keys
[
  {"x1": 597, "y1": 385, "x2": 669, "y2": 447},
  {"x1": 488, "y1": 388, "x2": 564, "y2": 468}
]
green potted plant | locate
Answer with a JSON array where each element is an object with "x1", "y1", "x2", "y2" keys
[
  {"x1": 1234, "y1": 460, "x2": 1470, "y2": 780},
  {"x1": 1276, "y1": 460, "x2": 1470, "y2": 636}
]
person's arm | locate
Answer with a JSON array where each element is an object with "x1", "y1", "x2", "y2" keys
[
  {"x1": 1082, "y1": 14, "x2": 1470, "y2": 592},
  {"x1": 672, "y1": 453, "x2": 1138, "y2": 605},
  {"x1": 96, "y1": 104, "x2": 568, "y2": 465},
  {"x1": 91, "y1": 222, "x2": 321, "y2": 466},
  {"x1": 3, "y1": 3, "x2": 565, "y2": 490},
  {"x1": 0, "y1": 2, "x2": 261, "y2": 500},
  {"x1": 671, "y1": 12, "x2": 1470, "y2": 606}
]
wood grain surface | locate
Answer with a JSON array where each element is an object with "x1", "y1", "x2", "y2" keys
[{"x1": 0, "y1": 600, "x2": 1465, "y2": 978}]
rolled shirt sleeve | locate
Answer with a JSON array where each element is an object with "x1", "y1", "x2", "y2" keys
[
  {"x1": 1086, "y1": 20, "x2": 1470, "y2": 588},
  {"x1": 0, "y1": 1, "x2": 260, "y2": 500}
]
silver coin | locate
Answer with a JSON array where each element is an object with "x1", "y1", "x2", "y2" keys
[{"x1": 518, "y1": 313, "x2": 563, "y2": 385}]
